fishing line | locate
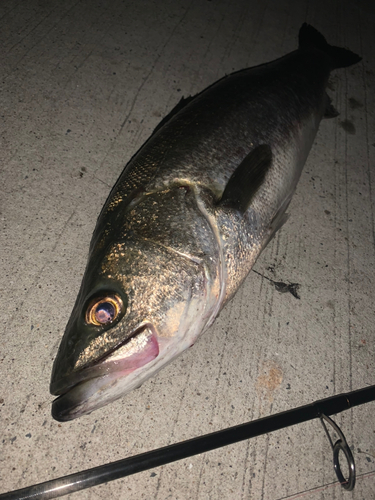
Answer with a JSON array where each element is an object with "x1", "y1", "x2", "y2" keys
[
  {"x1": 0, "y1": 385, "x2": 374, "y2": 500},
  {"x1": 277, "y1": 470, "x2": 375, "y2": 500}
]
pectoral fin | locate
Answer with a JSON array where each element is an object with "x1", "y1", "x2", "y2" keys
[{"x1": 218, "y1": 144, "x2": 272, "y2": 213}]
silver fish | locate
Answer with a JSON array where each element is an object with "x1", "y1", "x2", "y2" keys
[{"x1": 50, "y1": 24, "x2": 361, "y2": 421}]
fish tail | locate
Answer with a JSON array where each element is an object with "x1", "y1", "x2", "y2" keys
[{"x1": 298, "y1": 23, "x2": 361, "y2": 69}]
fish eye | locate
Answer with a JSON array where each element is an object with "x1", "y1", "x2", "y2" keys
[{"x1": 85, "y1": 294, "x2": 124, "y2": 326}]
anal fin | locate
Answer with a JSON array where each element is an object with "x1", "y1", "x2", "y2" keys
[{"x1": 324, "y1": 93, "x2": 339, "y2": 118}]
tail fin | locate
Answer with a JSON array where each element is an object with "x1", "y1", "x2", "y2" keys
[{"x1": 298, "y1": 23, "x2": 361, "y2": 69}]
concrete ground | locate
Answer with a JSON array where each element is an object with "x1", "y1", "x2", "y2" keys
[{"x1": 1, "y1": 0, "x2": 374, "y2": 498}]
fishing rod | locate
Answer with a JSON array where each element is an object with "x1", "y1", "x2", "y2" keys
[{"x1": 1, "y1": 385, "x2": 374, "y2": 500}]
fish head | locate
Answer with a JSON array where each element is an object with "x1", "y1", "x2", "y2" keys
[{"x1": 50, "y1": 235, "x2": 209, "y2": 421}]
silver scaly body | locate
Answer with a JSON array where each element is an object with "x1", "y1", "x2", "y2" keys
[{"x1": 50, "y1": 25, "x2": 361, "y2": 421}]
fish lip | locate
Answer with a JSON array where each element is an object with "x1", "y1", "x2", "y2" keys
[
  {"x1": 51, "y1": 323, "x2": 160, "y2": 421},
  {"x1": 51, "y1": 379, "x2": 92, "y2": 422},
  {"x1": 50, "y1": 322, "x2": 157, "y2": 397}
]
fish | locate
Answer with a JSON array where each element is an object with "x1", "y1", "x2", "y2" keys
[{"x1": 50, "y1": 24, "x2": 361, "y2": 421}]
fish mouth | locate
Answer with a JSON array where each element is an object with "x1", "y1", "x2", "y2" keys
[{"x1": 51, "y1": 324, "x2": 159, "y2": 421}]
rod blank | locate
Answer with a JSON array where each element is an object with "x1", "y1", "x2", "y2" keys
[{"x1": 1, "y1": 385, "x2": 374, "y2": 500}]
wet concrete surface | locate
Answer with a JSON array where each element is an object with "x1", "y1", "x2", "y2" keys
[{"x1": 1, "y1": 1, "x2": 374, "y2": 498}]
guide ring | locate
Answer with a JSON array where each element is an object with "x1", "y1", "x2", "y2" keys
[{"x1": 320, "y1": 413, "x2": 356, "y2": 491}]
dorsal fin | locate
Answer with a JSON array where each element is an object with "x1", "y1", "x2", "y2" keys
[{"x1": 152, "y1": 95, "x2": 195, "y2": 135}]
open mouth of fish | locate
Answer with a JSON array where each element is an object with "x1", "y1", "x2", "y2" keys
[{"x1": 51, "y1": 325, "x2": 159, "y2": 421}]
